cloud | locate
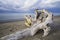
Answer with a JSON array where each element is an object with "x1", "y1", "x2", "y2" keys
[
  {"x1": 39, "y1": 0, "x2": 60, "y2": 8},
  {"x1": 0, "y1": 0, "x2": 60, "y2": 13},
  {"x1": 0, "y1": 0, "x2": 39, "y2": 10},
  {"x1": 0, "y1": 0, "x2": 25, "y2": 10},
  {"x1": 21, "y1": 0, "x2": 39, "y2": 9}
]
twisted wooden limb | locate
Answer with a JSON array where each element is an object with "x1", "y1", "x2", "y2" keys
[{"x1": 0, "y1": 10, "x2": 53, "y2": 40}]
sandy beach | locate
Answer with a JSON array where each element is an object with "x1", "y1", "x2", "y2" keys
[{"x1": 0, "y1": 16, "x2": 60, "y2": 40}]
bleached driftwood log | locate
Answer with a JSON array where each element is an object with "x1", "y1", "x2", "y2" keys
[
  {"x1": 30, "y1": 10, "x2": 53, "y2": 37},
  {"x1": 0, "y1": 28, "x2": 31, "y2": 40},
  {"x1": 0, "y1": 10, "x2": 53, "y2": 40}
]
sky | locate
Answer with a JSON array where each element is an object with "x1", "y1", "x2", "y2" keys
[{"x1": 0, "y1": 0, "x2": 60, "y2": 15}]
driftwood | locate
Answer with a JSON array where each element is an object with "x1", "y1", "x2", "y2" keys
[
  {"x1": 0, "y1": 28, "x2": 31, "y2": 40},
  {"x1": 0, "y1": 10, "x2": 53, "y2": 40}
]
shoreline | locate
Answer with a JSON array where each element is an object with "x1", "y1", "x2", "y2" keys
[{"x1": 0, "y1": 19, "x2": 25, "y2": 24}]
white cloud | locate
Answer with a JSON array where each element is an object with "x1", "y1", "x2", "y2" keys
[
  {"x1": 21, "y1": 0, "x2": 39, "y2": 9},
  {"x1": 39, "y1": 0, "x2": 60, "y2": 8},
  {"x1": 0, "y1": 0, "x2": 25, "y2": 10},
  {"x1": 0, "y1": 0, "x2": 39, "y2": 11},
  {"x1": 0, "y1": 0, "x2": 60, "y2": 12}
]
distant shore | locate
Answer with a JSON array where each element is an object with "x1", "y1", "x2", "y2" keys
[{"x1": 0, "y1": 19, "x2": 25, "y2": 24}]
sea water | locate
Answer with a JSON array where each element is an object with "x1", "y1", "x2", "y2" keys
[{"x1": 0, "y1": 13, "x2": 34, "y2": 23}]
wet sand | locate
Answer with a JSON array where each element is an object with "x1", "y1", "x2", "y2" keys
[{"x1": 0, "y1": 16, "x2": 60, "y2": 40}]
